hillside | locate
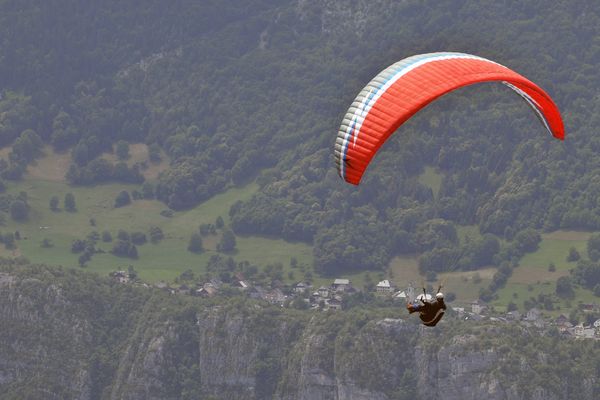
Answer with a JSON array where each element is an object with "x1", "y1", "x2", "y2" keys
[
  {"x1": 0, "y1": 0, "x2": 599, "y2": 310},
  {"x1": 0, "y1": 264, "x2": 598, "y2": 400}
]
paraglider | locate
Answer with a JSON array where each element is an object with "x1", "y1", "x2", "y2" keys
[
  {"x1": 334, "y1": 52, "x2": 566, "y2": 326},
  {"x1": 406, "y1": 285, "x2": 446, "y2": 327},
  {"x1": 334, "y1": 52, "x2": 565, "y2": 185}
]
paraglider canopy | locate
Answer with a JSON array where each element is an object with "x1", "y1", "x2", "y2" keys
[{"x1": 335, "y1": 52, "x2": 565, "y2": 185}]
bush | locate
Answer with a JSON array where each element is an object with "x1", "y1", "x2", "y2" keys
[
  {"x1": 117, "y1": 230, "x2": 130, "y2": 241},
  {"x1": 102, "y1": 231, "x2": 112, "y2": 242},
  {"x1": 217, "y1": 229, "x2": 236, "y2": 252},
  {"x1": 114, "y1": 191, "x2": 131, "y2": 208},
  {"x1": 567, "y1": 247, "x2": 580, "y2": 262},
  {"x1": 49, "y1": 196, "x2": 59, "y2": 211},
  {"x1": 130, "y1": 232, "x2": 147, "y2": 245},
  {"x1": 556, "y1": 276, "x2": 575, "y2": 299},
  {"x1": 10, "y1": 199, "x2": 28, "y2": 221},
  {"x1": 149, "y1": 226, "x2": 164, "y2": 243},
  {"x1": 64, "y1": 193, "x2": 76, "y2": 212},
  {"x1": 188, "y1": 233, "x2": 203, "y2": 253}
]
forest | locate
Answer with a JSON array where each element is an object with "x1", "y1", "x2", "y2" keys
[{"x1": 0, "y1": 0, "x2": 600, "y2": 294}]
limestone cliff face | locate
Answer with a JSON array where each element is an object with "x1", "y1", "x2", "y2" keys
[
  {"x1": 0, "y1": 273, "x2": 93, "y2": 399},
  {"x1": 0, "y1": 271, "x2": 597, "y2": 400}
]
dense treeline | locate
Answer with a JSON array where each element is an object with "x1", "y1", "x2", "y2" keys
[{"x1": 2, "y1": 1, "x2": 600, "y2": 279}]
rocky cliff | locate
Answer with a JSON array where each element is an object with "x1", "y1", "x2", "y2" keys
[{"x1": 0, "y1": 268, "x2": 597, "y2": 399}]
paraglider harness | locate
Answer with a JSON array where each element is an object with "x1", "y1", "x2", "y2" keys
[{"x1": 406, "y1": 284, "x2": 446, "y2": 327}]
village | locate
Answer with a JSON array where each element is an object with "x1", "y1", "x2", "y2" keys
[{"x1": 110, "y1": 270, "x2": 600, "y2": 340}]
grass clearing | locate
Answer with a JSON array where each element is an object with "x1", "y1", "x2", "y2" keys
[
  {"x1": 519, "y1": 234, "x2": 588, "y2": 271},
  {"x1": 101, "y1": 143, "x2": 169, "y2": 180},
  {"x1": 417, "y1": 166, "x2": 443, "y2": 198},
  {"x1": 387, "y1": 255, "x2": 492, "y2": 304},
  {"x1": 2, "y1": 179, "x2": 316, "y2": 283},
  {"x1": 456, "y1": 224, "x2": 482, "y2": 243}
]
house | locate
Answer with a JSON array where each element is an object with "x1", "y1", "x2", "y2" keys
[
  {"x1": 293, "y1": 282, "x2": 308, "y2": 293},
  {"x1": 555, "y1": 314, "x2": 569, "y2": 325},
  {"x1": 526, "y1": 308, "x2": 541, "y2": 321},
  {"x1": 110, "y1": 270, "x2": 130, "y2": 283},
  {"x1": 195, "y1": 286, "x2": 217, "y2": 298},
  {"x1": 581, "y1": 303, "x2": 595, "y2": 313},
  {"x1": 533, "y1": 319, "x2": 546, "y2": 329},
  {"x1": 376, "y1": 280, "x2": 393, "y2": 293},
  {"x1": 248, "y1": 286, "x2": 267, "y2": 300},
  {"x1": 232, "y1": 280, "x2": 249, "y2": 290},
  {"x1": 471, "y1": 300, "x2": 486, "y2": 315},
  {"x1": 177, "y1": 284, "x2": 190, "y2": 295},
  {"x1": 582, "y1": 327, "x2": 595, "y2": 339},
  {"x1": 264, "y1": 289, "x2": 286, "y2": 305},
  {"x1": 326, "y1": 298, "x2": 342, "y2": 311},
  {"x1": 574, "y1": 323, "x2": 584, "y2": 337},
  {"x1": 393, "y1": 291, "x2": 407, "y2": 301},
  {"x1": 506, "y1": 311, "x2": 521, "y2": 321},
  {"x1": 452, "y1": 307, "x2": 465, "y2": 316},
  {"x1": 318, "y1": 286, "x2": 330, "y2": 298},
  {"x1": 333, "y1": 279, "x2": 351, "y2": 292},
  {"x1": 209, "y1": 278, "x2": 223, "y2": 289},
  {"x1": 234, "y1": 272, "x2": 245, "y2": 282}
]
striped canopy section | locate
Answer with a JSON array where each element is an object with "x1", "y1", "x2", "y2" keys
[{"x1": 334, "y1": 52, "x2": 565, "y2": 185}]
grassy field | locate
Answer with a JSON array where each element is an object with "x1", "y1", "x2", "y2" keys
[
  {"x1": 388, "y1": 255, "x2": 494, "y2": 304},
  {"x1": 0, "y1": 145, "x2": 319, "y2": 282},
  {"x1": 3, "y1": 149, "x2": 599, "y2": 310},
  {"x1": 417, "y1": 166, "x2": 443, "y2": 198},
  {"x1": 386, "y1": 228, "x2": 598, "y2": 311}
]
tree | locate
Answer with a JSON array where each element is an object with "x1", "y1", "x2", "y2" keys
[
  {"x1": 130, "y1": 232, "x2": 147, "y2": 245},
  {"x1": 10, "y1": 200, "x2": 28, "y2": 221},
  {"x1": 149, "y1": 226, "x2": 164, "y2": 243},
  {"x1": 64, "y1": 193, "x2": 76, "y2": 212},
  {"x1": 141, "y1": 182, "x2": 154, "y2": 199},
  {"x1": 567, "y1": 247, "x2": 580, "y2": 262},
  {"x1": 71, "y1": 239, "x2": 86, "y2": 253},
  {"x1": 49, "y1": 196, "x2": 59, "y2": 211},
  {"x1": 78, "y1": 252, "x2": 91, "y2": 267},
  {"x1": 117, "y1": 230, "x2": 130, "y2": 241},
  {"x1": 3, "y1": 233, "x2": 15, "y2": 249},
  {"x1": 187, "y1": 233, "x2": 203, "y2": 253},
  {"x1": 217, "y1": 229, "x2": 236, "y2": 252},
  {"x1": 71, "y1": 142, "x2": 89, "y2": 166},
  {"x1": 215, "y1": 216, "x2": 224, "y2": 229},
  {"x1": 115, "y1": 140, "x2": 130, "y2": 160},
  {"x1": 128, "y1": 244, "x2": 138, "y2": 259},
  {"x1": 102, "y1": 231, "x2": 112, "y2": 242},
  {"x1": 128, "y1": 265, "x2": 138, "y2": 280},
  {"x1": 114, "y1": 191, "x2": 131, "y2": 208},
  {"x1": 148, "y1": 143, "x2": 161, "y2": 163},
  {"x1": 556, "y1": 276, "x2": 575, "y2": 299},
  {"x1": 587, "y1": 233, "x2": 600, "y2": 261}
]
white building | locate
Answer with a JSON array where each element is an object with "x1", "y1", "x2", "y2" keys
[
  {"x1": 333, "y1": 279, "x2": 351, "y2": 292},
  {"x1": 376, "y1": 280, "x2": 393, "y2": 293},
  {"x1": 526, "y1": 308, "x2": 541, "y2": 321},
  {"x1": 471, "y1": 300, "x2": 486, "y2": 315},
  {"x1": 293, "y1": 282, "x2": 308, "y2": 293},
  {"x1": 318, "y1": 286, "x2": 330, "y2": 298}
]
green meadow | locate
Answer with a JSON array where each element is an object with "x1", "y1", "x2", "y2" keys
[
  {"x1": 417, "y1": 166, "x2": 443, "y2": 199},
  {"x1": 2, "y1": 150, "x2": 599, "y2": 310},
  {"x1": 0, "y1": 147, "x2": 315, "y2": 282}
]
